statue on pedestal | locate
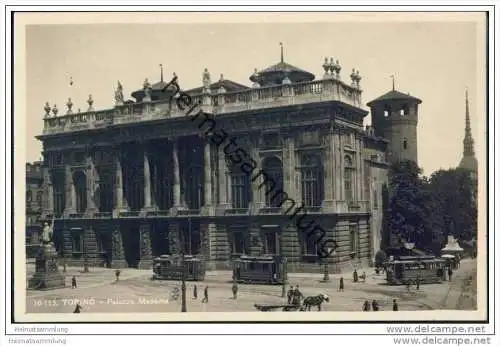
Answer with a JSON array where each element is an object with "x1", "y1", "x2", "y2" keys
[
  {"x1": 115, "y1": 81, "x2": 124, "y2": 105},
  {"x1": 28, "y1": 220, "x2": 65, "y2": 290}
]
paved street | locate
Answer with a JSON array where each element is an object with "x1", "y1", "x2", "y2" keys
[{"x1": 25, "y1": 259, "x2": 477, "y2": 314}]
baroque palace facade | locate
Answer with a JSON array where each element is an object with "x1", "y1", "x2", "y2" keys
[{"x1": 36, "y1": 53, "x2": 421, "y2": 272}]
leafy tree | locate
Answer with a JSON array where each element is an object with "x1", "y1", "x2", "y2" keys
[
  {"x1": 428, "y1": 168, "x2": 477, "y2": 243},
  {"x1": 387, "y1": 160, "x2": 434, "y2": 249}
]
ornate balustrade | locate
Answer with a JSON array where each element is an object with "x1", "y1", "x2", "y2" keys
[{"x1": 41, "y1": 78, "x2": 363, "y2": 136}]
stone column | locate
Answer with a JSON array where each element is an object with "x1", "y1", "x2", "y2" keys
[
  {"x1": 334, "y1": 132, "x2": 343, "y2": 202},
  {"x1": 63, "y1": 164, "x2": 75, "y2": 217},
  {"x1": 113, "y1": 149, "x2": 127, "y2": 217},
  {"x1": 111, "y1": 228, "x2": 127, "y2": 268},
  {"x1": 282, "y1": 134, "x2": 296, "y2": 199},
  {"x1": 250, "y1": 137, "x2": 264, "y2": 213},
  {"x1": 141, "y1": 145, "x2": 156, "y2": 214},
  {"x1": 85, "y1": 152, "x2": 98, "y2": 216},
  {"x1": 170, "y1": 140, "x2": 183, "y2": 215},
  {"x1": 321, "y1": 130, "x2": 335, "y2": 211},
  {"x1": 138, "y1": 223, "x2": 153, "y2": 269},
  {"x1": 41, "y1": 167, "x2": 54, "y2": 218},
  {"x1": 201, "y1": 140, "x2": 213, "y2": 216},
  {"x1": 356, "y1": 135, "x2": 363, "y2": 202},
  {"x1": 216, "y1": 147, "x2": 230, "y2": 213}
]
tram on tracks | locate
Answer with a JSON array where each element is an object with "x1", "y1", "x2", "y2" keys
[
  {"x1": 152, "y1": 254, "x2": 206, "y2": 281},
  {"x1": 232, "y1": 255, "x2": 287, "y2": 285},
  {"x1": 384, "y1": 255, "x2": 447, "y2": 285}
]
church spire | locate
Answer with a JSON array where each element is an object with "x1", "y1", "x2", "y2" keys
[{"x1": 463, "y1": 88, "x2": 475, "y2": 156}]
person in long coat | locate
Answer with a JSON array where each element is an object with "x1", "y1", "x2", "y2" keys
[
  {"x1": 392, "y1": 299, "x2": 399, "y2": 311},
  {"x1": 73, "y1": 302, "x2": 83, "y2": 313},
  {"x1": 287, "y1": 286, "x2": 294, "y2": 304},
  {"x1": 202, "y1": 286, "x2": 209, "y2": 303},
  {"x1": 232, "y1": 282, "x2": 238, "y2": 300},
  {"x1": 372, "y1": 300, "x2": 379, "y2": 311},
  {"x1": 193, "y1": 284, "x2": 198, "y2": 299},
  {"x1": 362, "y1": 300, "x2": 370, "y2": 311},
  {"x1": 71, "y1": 276, "x2": 77, "y2": 289},
  {"x1": 339, "y1": 277, "x2": 344, "y2": 292}
]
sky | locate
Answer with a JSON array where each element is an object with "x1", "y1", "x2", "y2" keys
[{"x1": 22, "y1": 12, "x2": 485, "y2": 177}]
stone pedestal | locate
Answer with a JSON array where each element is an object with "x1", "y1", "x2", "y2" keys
[{"x1": 28, "y1": 242, "x2": 65, "y2": 290}]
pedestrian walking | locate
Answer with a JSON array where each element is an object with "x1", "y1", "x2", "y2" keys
[
  {"x1": 372, "y1": 300, "x2": 379, "y2": 311},
  {"x1": 392, "y1": 299, "x2": 399, "y2": 311},
  {"x1": 362, "y1": 300, "x2": 370, "y2": 311},
  {"x1": 71, "y1": 276, "x2": 77, "y2": 289},
  {"x1": 361, "y1": 271, "x2": 367, "y2": 283},
  {"x1": 232, "y1": 282, "x2": 238, "y2": 300},
  {"x1": 416, "y1": 276, "x2": 421, "y2": 291},
  {"x1": 406, "y1": 280, "x2": 411, "y2": 293},
  {"x1": 353, "y1": 269, "x2": 359, "y2": 283},
  {"x1": 193, "y1": 284, "x2": 198, "y2": 299},
  {"x1": 201, "y1": 286, "x2": 209, "y2": 303},
  {"x1": 73, "y1": 302, "x2": 83, "y2": 313},
  {"x1": 287, "y1": 286, "x2": 294, "y2": 304},
  {"x1": 115, "y1": 269, "x2": 121, "y2": 282},
  {"x1": 339, "y1": 277, "x2": 344, "y2": 292},
  {"x1": 448, "y1": 267, "x2": 453, "y2": 282}
]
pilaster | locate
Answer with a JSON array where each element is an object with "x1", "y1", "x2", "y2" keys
[
  {"x1": 321, "y1": 128, "x2": 335, "y2": 211},
  {"x1": 250, "y1": 136, "x2": 264, "y2": 213},
  {"x1": 200, "y1": 222, "x2": 216, "y2": 270},
  {"x1": 111, "y1": 228, "x2": 127, "y2": 268},
  {"x1": 63, "y1": 164, "x2": 75, "y2": 217},
  {"x1": 201, "y1": 140, "x2": 214, "y2": 216},
  {"x1": 216, "y1": 147, "x2": 230, "y2": 214},
  {"x1": 84, "y1": 152, "x2": 98, "y2": 217},
  {"x1": 41, "y1": 167, "x2": 54, "y2": 218},
  {"x1": 138, "y1": 223, "x2": 153, "y2": 269},
  {"x1": 168, "y1": 222, "x2": 180, "y2": 255}
]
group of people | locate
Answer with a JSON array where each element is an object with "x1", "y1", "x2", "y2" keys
[
  {"x1": 286, "y1": 285, "x2": 305, "y2": 306},
  {"x1": 192, "y1": 284, "x2": 209, "y2": 303},
  {"x1": 362, "y1": 299, "x2": 399, "y2": 311}
]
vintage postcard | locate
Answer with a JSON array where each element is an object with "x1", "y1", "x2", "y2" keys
[{"x1": 12, "y1": 10, "x2": 489, "y2": 324}]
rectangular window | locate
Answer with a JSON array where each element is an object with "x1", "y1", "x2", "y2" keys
[
  {"x1": 72, "y1": 232, "x2": 83, "y2": 253},
  {"x1": 231, "y1": 174, "x2": 250, "y2": 209},
  {"x1": 302, "y1": 232, "x2": 318, "y2": 256},
  {"x1": 263, "y1": 231, "x2": 278, "y2": 254},
  {"x1": 344, "y1": 168, "x2": 354, "y2": 202},
  {"x1": 232, "y1": 230, "x2": 246, "y2": 255},
  {"x1": 349, "y1": 224, "x2": 359, "y2": 256}
]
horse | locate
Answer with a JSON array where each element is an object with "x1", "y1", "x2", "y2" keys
[{"x1": 302, "y1": 293, "x2": 330, "y2": 311}]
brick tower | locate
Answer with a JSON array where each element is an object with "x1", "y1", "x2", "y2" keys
[{"x1": 367, "y1": 81, "x2": 422, "y2": 165}]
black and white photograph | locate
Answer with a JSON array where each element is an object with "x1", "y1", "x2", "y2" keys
[{"x1": 3, "y1": 6, "x2": 497, "y2": 345}]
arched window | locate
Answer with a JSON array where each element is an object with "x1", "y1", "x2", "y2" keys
[
  {"x1": 300, "y1": 154, "x2": 324, "y2": 208},
  {"x1": 262, "y1": 156, "x2": 284, "y2": 208},
  {"x1": 344, "y1": 155, "x2": 355, "y2": 203},
  {"x1": 73, "y1": 171, "x2": 87, "y2": 214},
  {"x1": 229, "y1": 161, "x2": 252, "y2": 210}
]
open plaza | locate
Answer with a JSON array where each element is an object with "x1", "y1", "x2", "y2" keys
[{"x1": 25, "y1": 258, "x2": 476, "y2": 314}]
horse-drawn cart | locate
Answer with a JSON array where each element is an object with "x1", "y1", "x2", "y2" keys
[{"x1": 254, "y1": 303, "x2": 304, "y2": 312}]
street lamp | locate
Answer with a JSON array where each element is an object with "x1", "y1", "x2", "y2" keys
[
  {"x1": 280, "y1": 230, "x2": 287, "y2": 298},
  {"x1": 322, "y1": 247, "x2": 331, "y2": 282},
  {"x1": 83, "y1": 228, "x2": 89, "y2": 273}
]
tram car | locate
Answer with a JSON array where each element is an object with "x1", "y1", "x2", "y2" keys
[
  {"x1": 232, "y1": 255, "x2": 287, "y2": 285},
  {"x1": 152, "y1": 254, "x2": 206, "y2": 281},
  {"x1": 384, "y1": 255, "x2": 446, "y2": 285}
]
